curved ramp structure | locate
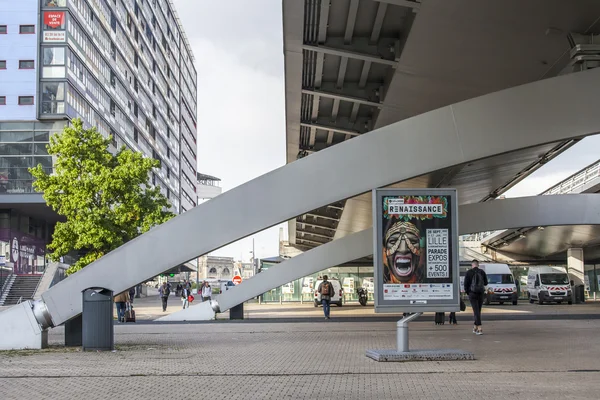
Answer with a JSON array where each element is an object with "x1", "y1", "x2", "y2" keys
[
  {"x1": 1, "y1": 69, "x2": 600, "y2": 349},
  {"x1": 161, "y1": 193, "x2": 600, "y2": 321}
]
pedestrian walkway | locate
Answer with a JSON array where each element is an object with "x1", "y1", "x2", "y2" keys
[
  {"x1": 0, "y1": 319, "x2": 598, "y2": 399},
  {"x1": 128, "y1": 293, "x2": 600, "y2": 321}
]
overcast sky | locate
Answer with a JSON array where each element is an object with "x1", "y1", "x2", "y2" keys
[
  {"x1": 174, "y1": 0, "x2": 600, "y2": 261},
  {"x1": 174, "y1": 0, "x2": 286, "y2": 261}
]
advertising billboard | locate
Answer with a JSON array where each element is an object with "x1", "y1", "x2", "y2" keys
[
  {"x1": 44, "y1": 11, "x2": 65, "y2": 29},
  {"x1": 373, "y1": 189, "x2": 459, "y2": 313}
]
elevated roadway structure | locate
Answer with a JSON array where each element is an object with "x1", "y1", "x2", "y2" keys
[{"x1": 283, "y1": 0, "x2": 600, "y2": 250}]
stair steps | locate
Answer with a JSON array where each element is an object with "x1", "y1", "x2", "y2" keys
[{"x1": 2, "y1": 275, "x2": 42, "y2": 306}]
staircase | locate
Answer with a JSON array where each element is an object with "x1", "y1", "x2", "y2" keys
[
  {"x1": 2, "y1": 276, "x2": 42, "y2": 306},
  {"x1": 0, "y1": 274, "x2": 15, "y2": 305}
]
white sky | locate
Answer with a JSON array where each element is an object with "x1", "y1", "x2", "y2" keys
[{"x1": 175, "y1": 0, "x2": 600, "y2": 261}]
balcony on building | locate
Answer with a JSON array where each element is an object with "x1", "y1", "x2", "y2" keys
[{"x1": 196, "y1": 172, "x2": 221, "y2": 201}]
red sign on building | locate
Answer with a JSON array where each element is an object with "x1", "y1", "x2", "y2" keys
[{"x1": 44, "y1": 11, "x2": 65, "y2": 29}]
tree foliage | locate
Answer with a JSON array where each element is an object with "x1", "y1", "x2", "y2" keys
[{"x1": 29, "y1": 119, "x2": 175, "y2": 275}]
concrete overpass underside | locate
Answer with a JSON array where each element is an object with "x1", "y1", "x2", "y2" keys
[{"x1": 283, "y1": 0, "x2": 600, "y2": 250}]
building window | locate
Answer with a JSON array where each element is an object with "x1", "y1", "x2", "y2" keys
[
  {"x1": 0, "y1": 26, "x2": 7, "y2": 34},
  {"x1": 19, "y1": 25, "x2": 35, "y2": 34},
  {"x1": 0, "y1": 97, "x2": 5, "y2": 105},
  {"x1": 43, "y1": 48, "x2": 65, "y2": 78},
  {"x1": 43, "y1": 47, "x2": 65, "y2": 65},
  {"x1": 41, "y1": 82, "x2": 65, "y2": 114},
  {"x1": 19, "y1": 60, "x2": 35, "y2": 69},
  {"x1": 0, "y1": 60, "x2": 5, "y2": 69},
  {"x1": 18, "y1": 96, "x2": 34, "y2": 106}
]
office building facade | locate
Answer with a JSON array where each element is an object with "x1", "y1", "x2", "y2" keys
[{"x1": 0, "y1": 0, "x2": 198, "y2": 274}]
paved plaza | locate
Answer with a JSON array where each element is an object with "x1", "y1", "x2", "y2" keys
[
  {"x1": 117, "y1": 292, "x2": 600, "y2": 321},
  {"x1": 0, "y1": 316, "x2": 598, "y2": 399}
]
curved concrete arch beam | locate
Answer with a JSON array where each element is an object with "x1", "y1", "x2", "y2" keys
[
  {"x1": 160, "y1": 193, "x2": 600, "y2": 320},
  {"x1": 39, "y1": 68, "x2": 600, "y2": 327},
  {"x1": 459, "y1": 194, "x2": 600, "y2": 234}
]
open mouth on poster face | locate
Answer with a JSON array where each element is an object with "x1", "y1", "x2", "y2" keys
[{"x1": 394, "y1": 254, "x2": 413, "y2": 277}]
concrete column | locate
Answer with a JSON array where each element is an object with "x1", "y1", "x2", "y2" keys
[{"x1": 567, "y1": 248, "x2": 585, "y2": 285}]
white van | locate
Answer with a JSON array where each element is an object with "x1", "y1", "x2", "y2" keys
[
  {"x1": 527, "y1": 266, "x2": 572, "y2": 305},
  {"x1": 479, "y1": 263, "x2": 518, "y2": 305},
  {"x1": 314, "y1": 278, "x2": 343, "y2": 307}
]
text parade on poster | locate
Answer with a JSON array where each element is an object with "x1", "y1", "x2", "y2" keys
[{"x1": 427, "y1": 229, "x2": 449, "y2": 278}]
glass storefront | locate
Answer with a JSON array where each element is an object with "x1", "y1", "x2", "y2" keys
[
  {"x1": 259, "y1": 261, "x2": 600, "y2": 303},
  {"x1": 259, "y1": 261, "x2": 375, "y2": 304}
]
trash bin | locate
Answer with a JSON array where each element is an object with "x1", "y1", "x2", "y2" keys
[
  {"x1": 82, "y1": 288, "x2": 114, "y2": 351},
  {"x1": 230, "y1": 302, "x2": 244, "y2": 320},
  {"x1": 575, "y1": 284, "x2": 585, "y2": 304}
]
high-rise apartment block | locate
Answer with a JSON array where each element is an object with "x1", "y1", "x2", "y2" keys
[{"x1": 0, "y1": 0, "x2": 197, "y2": 274}]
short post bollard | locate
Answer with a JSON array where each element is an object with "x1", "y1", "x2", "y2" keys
[{"x1": 396, "y1": 312, "x2": 422, "y2": 353}]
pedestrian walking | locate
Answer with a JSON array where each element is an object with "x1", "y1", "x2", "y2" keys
[
  {"x1": 114, "y1": 291, "x2": 130, "y2": 323},
  {"x1": 159, "y1": 281, "x2": 171, "y2": 312},
  {"x1": 175, "y1": 282, "x2": 183, "y2": 297},
  {"x1": 201, "y1": 281, "x2": 212, "y2": 302},
  {"x1": 464, "y1": 260, "x2": 488, "y2": 335},
  {"x1": 128, "y1": 287, "x2": 136, "y2": 304},
  {"x1": 181, "y1": 285, "x2": 191, "y2": 309},
  {"x1": 317, "y1": 275, "x2": 334, "y2": 319}
]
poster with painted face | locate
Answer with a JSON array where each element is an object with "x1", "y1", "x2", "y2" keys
[{"x1": 374, "y1": 190, "x2": 458, "y2": 312}]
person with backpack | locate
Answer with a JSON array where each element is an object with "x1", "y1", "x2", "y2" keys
[
  {"x1": 159, "y1": 281, "x2": 171, "y2": 312},
  {"x1": 114, "y1": 291, "x2": 130, "y2": 323},
  {"x1": 318, "y1": 275, "x2": 334, "y2": 319},
  {"x1": 464, "y1": 260, "x2": 488, "y2": 335}
]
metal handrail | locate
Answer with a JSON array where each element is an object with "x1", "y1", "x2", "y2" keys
[
  {"x1": 16, "y1": 296, "x2": 23, "y2": 304},
  {"x1": 0, "y1": 271, "x2": 11, "y2": 300},
  {"x1": 542, "y1": 160, "x2": 600, "y2": 195}
]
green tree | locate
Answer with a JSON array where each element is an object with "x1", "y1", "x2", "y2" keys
[{"x1": 29, "y1": 119, "x2": 175, "y2": 275}]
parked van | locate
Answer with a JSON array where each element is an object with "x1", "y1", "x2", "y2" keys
[
  {"x1": 314, "y1": 278, "x2": 343, "y2": 307},
  {"x1": 527, "y1": 266, "x2": 572, "y2": 305},
  {"x1": 479, "y1": 263, "x2": 518, "y2": 305}
]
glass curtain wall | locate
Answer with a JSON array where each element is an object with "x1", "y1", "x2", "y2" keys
[
  {"x1": 0, "y1": 122, "x2": 63, "y2": 193},
  {"x1": 259, "y1": 262, "x2": 375, "y2": 304}
]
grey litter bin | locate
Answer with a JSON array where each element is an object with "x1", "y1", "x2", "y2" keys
[
  {"x1": 575, "y1": 284, "x2": 585, "y2": 304},
  {"x1": 82, "y1": 288, "x2": 114, "y2": 351},
  {"x1": 230, "y1": 302, "x2": 244, "y2": 320}
]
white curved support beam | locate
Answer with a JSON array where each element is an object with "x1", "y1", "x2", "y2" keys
[
  {"x1": 161, "y1": 193, "x2": 600, "y2": 320},
  {"x1": 30, "y1": 68, "x2": 600, "y2": 327}
]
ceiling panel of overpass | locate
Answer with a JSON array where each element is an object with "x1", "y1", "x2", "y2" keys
[
  {"x1": 284, "y1": 0, "x2": 600, "y2": 249},
  {"x1": 490, "y1": 225, "x2": 600, "y2": 262}
]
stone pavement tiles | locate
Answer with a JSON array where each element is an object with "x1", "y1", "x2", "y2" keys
[{"x1": 0, "y1": 319, "x2": 597, "y2": 399}]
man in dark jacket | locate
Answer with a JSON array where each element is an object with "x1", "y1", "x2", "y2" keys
[
  {"x1": 464, "y1": 260, "x2": 488, "y2": 335},
  {"x1": 159, "y1": 282, "x2": 171, "y2": 312},
  {"x1": 317, "y1": 275, "x2": 334, "y2": 320}
]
